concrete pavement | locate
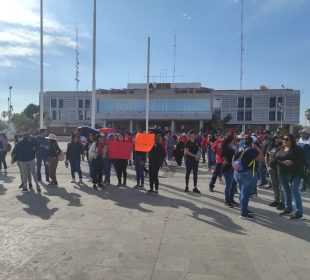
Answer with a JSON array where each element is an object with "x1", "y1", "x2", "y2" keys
[{"x1": 0, "y1": 148, "x2": 310, "y2": 280}]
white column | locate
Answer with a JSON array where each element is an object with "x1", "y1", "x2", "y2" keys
[
  {"x1": 129, "y1": 120, "x2": 133, "y2": 133},
  {"x1": 265, "y1": 124, "x2": 270, "y2": 130},
  {"x1": 171, "y1": 120, "x2": 175, "y2": 132},
  {"x1": 199, "y1": 120, "x2": 204, "y2": 130},
  {"x1": 103, "y1": 119, "x2": 107, "y2": 127},
  {"x1": 242, "y1": 124, "x2": 245, "y2": 132}
]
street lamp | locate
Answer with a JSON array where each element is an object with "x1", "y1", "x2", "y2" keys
[
  {"x1": 278, "y1": 102, "x2": 283, "y2": 128},
  {"x1": 8, "y1": 86, "x2": 13, "y2": 120}
]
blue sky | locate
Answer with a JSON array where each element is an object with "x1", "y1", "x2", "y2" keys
[{"x1": 0, "y1": 0, "x2": 309, "y2": 124}]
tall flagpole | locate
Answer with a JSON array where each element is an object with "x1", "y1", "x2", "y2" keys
[
  {"x1": 146, "y1": 37, "x2": 150, "y2": 133},
  {"x1": 91, "y1": 0, "x2": 97, "y2": 128},
  {"x1": 39, "y1": 0, "x2": 44, "y2": 128}
]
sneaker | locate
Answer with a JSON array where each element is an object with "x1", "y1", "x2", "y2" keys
[
  {"x1": 225, "y1": 202, "x2": 234, "y2": 208},
  {"x1": 93, "y1": 184, "x2": 98, "y2": 190},
  {"x1": 240, "y1": 213, "x2": 255, "y2": 220},
  {"x1": 247, "y1": 209, "x2": 254, "y2": 214},
  {"x1": 290, "y1": 213, "x2": 304, "y2": 220},
  {"x1": 116, "y1": 183, "x2": 122, "y2": 187},
  {"x1": 22, "y1": 188, "x2": 29, "y2": 193},
  {"x1": 148, "y1": 189, "x2": 154, "y2": 193},
  {"x1": 138, "y1": 185, "x2": 146, "y2": 191},
  {"x1": 133, "y1": 184, "x2": 140, "y2": 189},
  {"x1": 268, "y1": 201, "x2": 280, "y2": 207},
  {"x1": 184, "y1": 186, "x2": 189, "y2": 192},
  {"x1": 232, "y1": 200, "x2": 239, "y2": 206},
  {"x1": 36, "y1": 186, "x2": 41, "y2": 193},
  {"x1": 279, "y1": 209, "x2": 292, "y2": 216},
  {"x1": 71, "y1": 178, "x2": 76, "y2": 183},
  {"x1": 276, "y1": 203, "x2": 285, "y2": 210},
  {"x1": 258, "y1": 181, "x2": 267, "y2": 187},
  {"x1": 98, "y1": 183, "x2": 104, "y2": 188},
  {"x1": 122, "y1": 182, "x2": 127, "y2": 187},
  {"x1": 154, "y1": 190, "x2": 159, "y2": 194},
  {"x1": 193, "y1": 187, "x2": 201, "y2": 194},
  {"x1": 79, "y1": 178, "x2": 83, "y2": 183}
]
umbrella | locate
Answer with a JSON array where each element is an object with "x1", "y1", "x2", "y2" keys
[
  {"x1": 149, "y1": 127, "x2": 166, "y2": 137},
  {"x1": 98, "y1": 127, "x2": 116, "y2": 134},
  {"x1": 77, "y1": 126, "x2": 99, "y2": 137}
]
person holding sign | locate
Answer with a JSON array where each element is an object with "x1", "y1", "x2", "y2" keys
[
  {"x1": 148, "y1": 134, "x2": 165, "y2": 194},
  {"x1": 184, "y1": 130, "x2": 201, "y2": 194}
]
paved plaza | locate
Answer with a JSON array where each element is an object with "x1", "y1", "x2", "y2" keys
[{"x1": 0, "y1": 145, "x2": 310, "y2": 280}]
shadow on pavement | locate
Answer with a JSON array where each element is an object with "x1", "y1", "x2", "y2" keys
[
  {"x1": 0, "y1": 183, "x2": 7, "y2": 195},
  {"x1": 16, "y1": 192, "x2": 58, "y2": 220}
]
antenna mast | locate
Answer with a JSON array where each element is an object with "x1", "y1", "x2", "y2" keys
[
  {"x1": 173, "y1": 31, "x2": 176, "y2": 83},
  {"x1": 240, "y1": 0, "x2": 244, "y2": 90},
  {"x1": 75, "y1": 25, "x2": 80, "y2": 92}
]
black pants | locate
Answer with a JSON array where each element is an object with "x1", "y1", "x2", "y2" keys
[
  {"x1": 209, "y1": 163, "x2": 222, "y2": 189},
  {"x1": 92, "y1": 157, "x2": 103, "y2": 184},
  {"x1": 0, "y1": 151, "x2": 7, "y2": 169},
  {"x1": 185, "y1": 159, "x2": 198, "y2": 187},
  {"x1": 149, "y1": 163, "x2": 161, "y2": 190},
  {"x1": 114, "y1": 159, "x2": 127, "y2": 184}
]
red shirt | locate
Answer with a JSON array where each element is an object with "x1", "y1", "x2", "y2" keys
[
  {"x1": 201, "y1": 137, "x2": 208, "y2": 148},
  {"x1": 213, "y1": 139, "x2": 223, "y2": 164}
]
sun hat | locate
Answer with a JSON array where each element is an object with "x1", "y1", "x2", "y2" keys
[
  {"x1": 300, "y1": 127, "x2": 310, "y2": 134},
  {"x1": 45, "y1": 134, "x2": 57, "y2": 141}
]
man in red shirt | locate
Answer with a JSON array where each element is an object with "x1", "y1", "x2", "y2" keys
[{"x1": 209, "y1": 133, "x2": 223, "y2": 192}]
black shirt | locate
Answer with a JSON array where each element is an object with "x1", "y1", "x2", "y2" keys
[
  {"x1": 234, "y1": 147, "x2": 259, "y2": 172},
  {"x1": 149, "y1": 141, "x2": 165, "y2": 165},
  {"x1": 185, "y1": 140, "x2": 199, "y2": 161},
  {"x1": 275, "y1": 146, "x2": 305, "y2": 176},
  {"x1": 221, "y1": 147, "x2": 235, "y2": 173}
]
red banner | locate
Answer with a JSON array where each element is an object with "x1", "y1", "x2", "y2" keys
[{"x1": 108, "y1": 141, "x2": 132, "y2": 159}]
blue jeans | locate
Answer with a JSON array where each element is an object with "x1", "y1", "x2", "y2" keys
[
  {"x1": 88, "y1": 160, "x2": 94, "y2": 179},
  {"x1": 207, "y1": 149, "x2": 215, "y2": 169},
  {"x1": 69, "y1": 158, "x2": 82, "y2": 179},
  {"x1": 103, "y1": 157, "x2": 111, "y2": 182},
  {"x1": 234, "y1": 170, "x2": 258, "y2": 215},
  {"x1": 134, "y1": 154, "x2": 144, "y2": 186},
  {"x1": 278, "y1": 174, "x2": 303, "y2": 215},
  {"x1": 223, "y1": 169, "x2": 234, "y2": 203},
  {"x1": 36, "y1": 153, "x2": 49, "y2": 181}
]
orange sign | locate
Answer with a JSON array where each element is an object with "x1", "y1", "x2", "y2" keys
[
  {"x1": 135, "y1": 133, "x2": 155, "y2": 152},
  {"x1": 108, "y1": 142, "x2": 132, "y2": 159}
]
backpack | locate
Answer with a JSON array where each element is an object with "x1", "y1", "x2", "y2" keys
[{"x1": 232, "y1": 148, "x2": 256, "y2": 176}]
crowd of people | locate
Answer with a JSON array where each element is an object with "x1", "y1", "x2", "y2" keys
[{"x1": 1, "y1": 126, "x2": 310, "y2": 221}]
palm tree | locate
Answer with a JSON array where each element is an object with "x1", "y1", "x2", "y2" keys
[{"x1": 305, "y1": 109, "x2": 310, "y2": 124}]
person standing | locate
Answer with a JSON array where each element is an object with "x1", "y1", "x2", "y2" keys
[
  {"x1": 258, "y1": 130, "x2": 271, "y2": 187},
  {"x1": 88, "y1": 134, "x2": 105, "y2": 189},
  {"x1": 276, "y1": 134, "x2": 305, "y2": 220},
  {"x1": 209, "y1": 133, "x2": 223, "y2": 192},
  {"x1": 13, "y1": 133, "x2": 41, "y2": 193},
  {"x1": 221, "y1": 135, "x2": 236, "y2": 207},
  {"x1": 233, "y1": 136, "x2": 264, "y2": 220},
  {"x1": 133, "y1": 137, "x2": 146, "y2": 190},
  {"x1": 166, "y1": 133, "x2": 175, "y2": 164},
  {"x1": 0, "y1": 133, "x2": 9, "y2": 171},
  {"x1": 65, "y1": 134, "x2": 84, "y2": 183},
  {"x1": 46, "y1": 134, "x2": 61, "y2": 187},
  {"x1": 148, "y1": 134, "x2": 165, "y2": 194},
  {"x1": 265, "y1": 136, "x2": 285, "y2": 210},
  {"x1": 84, "y1": 133, "x2": 95, "y2": 182},
  {"x1": 184, "y1": 130, "x2": 201, "y2": 193},
  {"x1": 34, "y1": 129, "x2": 49, "y2": 182},
  {"x1": 113, "y1": 134, "x2": 128, "y2": 187}
]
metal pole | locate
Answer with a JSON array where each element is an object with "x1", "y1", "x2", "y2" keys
[
  {"x1": 9, "y1": 86, "x2": 12, "y2": 121},
  {"x1": 91, "y1": 0, "x2": 97, "y2": 128},
  {"x1": 39, "y1": 0, "x2": 44, "y2": 128},
  {"x1": 146, "y1": 37, "x2": 150, "y2": 133}
]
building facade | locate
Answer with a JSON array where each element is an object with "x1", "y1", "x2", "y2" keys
[{"x1": 43, "y1": 83, "x2": 300, "y2": 134}]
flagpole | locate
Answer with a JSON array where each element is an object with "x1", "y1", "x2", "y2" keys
[
  {"x1": 146, "y1": 37, "x2": 150, "y2": 133},
  {"x1": 91, "y1": 0, "x2": 97, "y2": 128},
  {"x1": 39, "y1": 0, "x2": 44, "y2": 128}
]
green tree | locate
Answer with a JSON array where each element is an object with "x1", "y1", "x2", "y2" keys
[
  {"x1": 203, "y1": 114, "x2": 232, "y2": 133},
  {"x1": 305, "y1": 108, "x2": 310, "y2": 124},
  {"x1": 1, "y1": 111, "x2": 7, "y2": 120},
  {"x1": 11, "y1": 113, "x2": 38, "y2": 132},
  {"x1": 23, "y1": 104, "x2": 39, "y2": 119}
]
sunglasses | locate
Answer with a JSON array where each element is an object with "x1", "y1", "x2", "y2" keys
[{"x1": 283, "y1": 138, "x2": 290, "y2": 141}]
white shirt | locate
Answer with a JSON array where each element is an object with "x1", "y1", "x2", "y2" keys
[{"x1": 299, "y1": 137, "x2": 310, "y2": 145}]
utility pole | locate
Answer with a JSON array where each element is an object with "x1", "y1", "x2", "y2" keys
[
  {"x1": 39, "y1": 0, "x2": 44, "y2": 128},
  {"x1": 146, "y1": 37, "x2": 151, "y2": 133},
  {"x1": 240, "y1": 0, "x2": 244, "y2": 90},
  {"x1": 91, "y1": 0, "x2": 97, "y2": 128},
  {"x1": 75, "y1": 25, "x2": 80, "y2": 93}
]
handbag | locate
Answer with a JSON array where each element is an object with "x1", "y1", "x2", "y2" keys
[{"x1": 58, "y1": 150, "x2": 65, "y2": 161}]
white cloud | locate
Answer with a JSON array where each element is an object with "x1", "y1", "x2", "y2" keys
[
  {"x1": 0, "y1": 0, "x2": 85, "y2": 68},
  {"x1": 256, "y1": 0, "x2": 306, "y2": 16}
]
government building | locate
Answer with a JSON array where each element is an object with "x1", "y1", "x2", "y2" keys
[{"x1": 43, "y1": 83, "x2": 300, "y2": 134}]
